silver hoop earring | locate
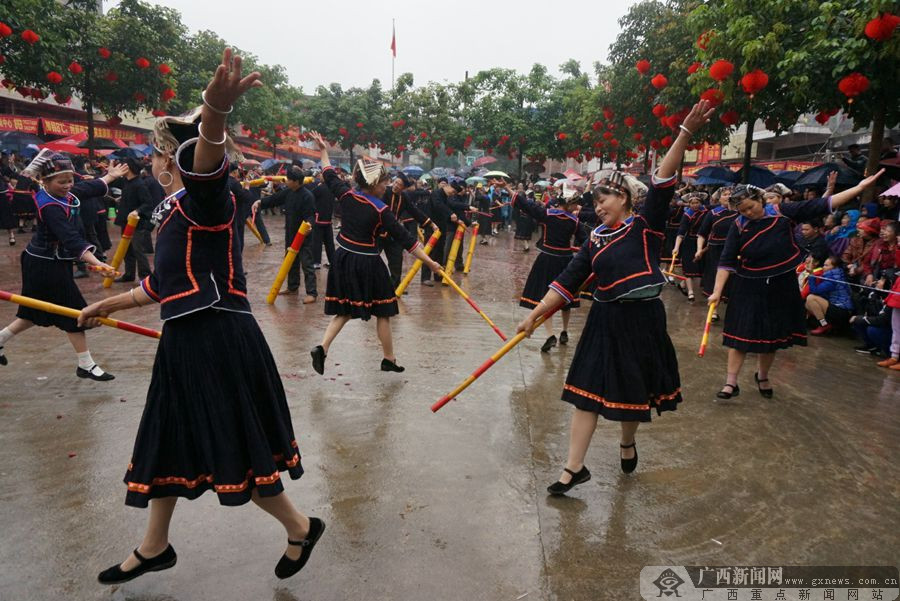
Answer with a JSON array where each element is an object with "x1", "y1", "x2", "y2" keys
[{"x1": 157, "y1": 170, "x2": 174, "y2": 187}]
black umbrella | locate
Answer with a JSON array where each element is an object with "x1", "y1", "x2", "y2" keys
[
  {"x1": 794, "y1": 162, "x2": 861, "y2": 189},
  {"x1": 108, "y1": 147, "x2": 145, "y2": 160},
  {"x1": 735, "y1": 166, "x2": 777, "y2": 188},
  {"x1": 695, "y1": 166, "x2": 739, "y2": 183},
  {"x1": 77, "y1": 137, "x2": 123, "y2": 150},
  {"x1": 0, "y1": 131, "x2": 45, "y2": 153}
]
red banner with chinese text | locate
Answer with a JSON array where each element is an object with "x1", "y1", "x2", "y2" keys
[
  {"x1": 40, "y1": 118, "x2": 144, "y2": 142},
  {"x1": 0, "y1": 114, "x2": 40, "y2": 134}
]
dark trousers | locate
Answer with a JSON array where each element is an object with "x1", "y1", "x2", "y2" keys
[
  {"x1": 95, "y1": 214, "x2": 111, "y2": 251},
  {"x1": 255, "y1": 211, "x2": 271, "y2": 244},
  {"x1": 123, "y1": 228, "x2": 152, "y2": 279},
  {"x1": 442, "y1": 227, "x2": 465, "y2": 271},
  {"x1": 287, "y1": 238, "x2": 317, "y2": 296},
  {"x1": 852, "y1": 321, "x2": 891, "y2": 356},
  {"x1": 312, "y1": 222, "x2": 335, "y2": 265},
  {"x1": 422, "y1": 228, "x2": 446, "y2": 282}
]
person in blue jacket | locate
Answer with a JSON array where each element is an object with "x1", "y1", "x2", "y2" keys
[{"x1": 806, "y1": 255, "x2": 855, "y2": 335}]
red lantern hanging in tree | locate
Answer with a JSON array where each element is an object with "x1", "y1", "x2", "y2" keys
[
  {"x1": 0, "y1": 22, "x2": 12, "y2": 37},
  {"x1": 339, "y1": 127, "x2": 348, "y2": 136},
  {"x1": 556, "y1": 132, "x2": 567, "y2": 140},
  {"x1": 687, "y1": 62, "x2": 701, "y2": 75},
  {"x1": 837, "y1": 72, "x2": 870, "y2": 103},
  {"x1": 68, "y1": 62, "x2": 83, "y2": 75},
  {"x1": 603, "y1": 107, "x2": 614, "y2": 120},
  {"x1": 700, "y1": 88, "x2": 725, "y2": 107},
  {"x1": 814, "y1": 111, "x2": 831, "y2": 125},
  {"x1": 46, "y1": 72, "x2": 63, "y2": 84},
  {"x1": 633, "y1": 133, "x2": 643, "y2": 141},
  {"x1": 660, "y1": 135, "x2": 673, "y2": 148},
  {"x1": 636, "y1": 59, "x2": 651, "y2": 75},
  {"x1": 719, "y1": 110, "x2": 740, "y2": 126},
  {"x1": 135, "y1": 57, "x2": 150, "y2": 69},
  {"x1": 420, "y1": 132, "x2": 428, "y2": 139},
  {"x1": 864, "y1": 13, "x2": 900, "y2": 42},
  {"x1": 651, "y1": 74, "x2": 668, "y2": 89},
  {"x1": 602, "y1": 131, "x2": 613, "y2": 140},
  {"x1": 0, "y1": 55, "x2": 5, "y2": 66},
  {"x1": 356, "y1": 122, "x2": 364, "y2": 128},
  {"x1": 610, "y1": 139, "x2": 619, "y2": 148},
  {"x1": 98, "y1": 47, "x2": 111, "y2": 59},
  {"x1": 104, "y1": 71, "x2": 118, "y2": 82},
  {"x1": 133, "y1": 92, "x2": 146, "y2": 102},
  {"x1": 624, "y1": 116, "x2": 636, "y2": 127},
  {"x1": 592, "y1": 121, "x2": 603, "y2": 131},
  {"x1": 740, "y1": 69, "x2": 769, "y2": 96},
  {"x1": 697, "y1": 30, "x2": 714, "y2": 50},
  {"x1": 709, "y1": 59, "x2": 734, "y2": 81},
  {"x1": 652, "y1": 104, "x2": 667, "y2": 118},
  {"x1": 53, "y1": 94, "x2": 70, "y2": 105},
  {"x1": 152, "y1": 109, "x2": 167, "y2": 117},
  {"x1": 160, "y1": 88, "x2": 175, "y2": 102},
  {"x1": 158, "y1": 64, "x2": 171, "y2": 75},
  {"x1": 107, "y1": 116, "x2": 122, "y2": 126}
]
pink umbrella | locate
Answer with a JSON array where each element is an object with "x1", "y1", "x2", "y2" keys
[
  {"x1": 882, "y1": 181, "x2": 900, "y2": 198},
  {"x1": 563, "y1": 168, "x2": 583, "y2": 180},
  {"x1": 473, "y1": 156, "x2": 497, "y2": 168}
]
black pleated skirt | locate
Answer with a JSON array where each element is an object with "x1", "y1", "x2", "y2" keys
[
  {"x1": 700, "y1": 244, "x2": 730, "y2": 298},
  {"x1": 561, "y1": 298, "x2": 681, "y2": 422},
  {"x1": 477, "y1": 213, "x2": 492, "y2": 233},
  {"x1": 324, "y1": 247, "x2": 398, "y2": 320},
  {"x1": 16, "y1": 252, "x2": 86, "y2": 332},
  {"x1": 0, "y1": 197, "x2": 15, "y2": 230},
  {"x1": 514, "y1": 213, "x2": 535, "y2": 240},
  {"x1": 679, "y1": 236, "x2": 702, "y2": 277},
  {"x1": 124, "y1": 309, "x2": 303, "y2": 508},
  {"x1": 520, "y1": 252, "x2": 579, "y2": 309},
  {"x1": 662, "y1": 225, "x2": 678, "y2": 261},
  {"x1": 722, "y1": 271, "x2": 807, "y2": 353}
]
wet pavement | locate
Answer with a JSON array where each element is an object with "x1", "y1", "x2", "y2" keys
[{"x1": 1, "y1": 219, "x2": 898, "y2": 601}]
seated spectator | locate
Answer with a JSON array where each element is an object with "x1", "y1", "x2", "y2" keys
[
  {"x1": 826, "y1": 209, "x2": 860, "y2": 257},
  {"x1": 806, "y1": 255, "x2": 854, "y2": 335},
  {"x1": 851, "y1": 290, "x2": 892, "y2": 358},
  {"x1": 843, "y1": 218, "x2": 880, "y2": 281},
  {"x1": 860, "y1": 220, "x2": 898, "y2": 286},
  {"x1": 878, "y1": 192, "x2": 898, "y2": 221}
]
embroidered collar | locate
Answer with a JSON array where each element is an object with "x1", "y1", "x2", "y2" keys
[
  {"x1": 151, "y1": 187, "x2": 187, "y2": 225},
  {"x1": 684, "y1": 206, "x2": 707, "y2": 218},
  {"x1": 712, "y1": 206, "x2": 729, "y2": 215},
  {"x1": 353, "y1": 188, "x2": 387, "y2": 209},
  {"x1": 592, "y1": 215, "x2": 634, "y2": 236},
  {"x1": 736, "y1": 204, "x2": 780, "y2": 228},
  {"x1": 37, "y1": 187, "x2": 80, "y2": 209},
  {"x1": 547, "y1": 208, "x2": 577, "y2": 220}
]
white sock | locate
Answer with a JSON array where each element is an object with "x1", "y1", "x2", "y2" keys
[
  {"x1": 0, "y1": 327, "x2": 14, "y2": 346},
  {"x1": 819, "y1": 318, "x2": 828, "y2": 327},
  {"x1": 77, "y1": 350, "x2": 96, "y2": 370}
]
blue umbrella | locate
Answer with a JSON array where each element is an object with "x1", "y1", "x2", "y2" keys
[
  {"x1": 402, "y1": 165, "x2": 424, "y2": 178},
  {"x1": 108, "y1": 147, "x2": 146, "y2": 160},
  {"x1": 735, "y1": 166, "x2": 777, "y2": 188},
  {"x1": 694, "y1": 166, "x2": 738, "y2": 182},
  {"x1": 129, "y1": 143, "x2": 151, "y2": 155},
  {"x1": 794, "y1": 162, "x2": 861, "y2": 189},
  {"x1": 695, "y1": 176, "x2": 735, "y2": 186},
  {"x1": 774, "y1": 170, "x2": 801, "y2": 186}
]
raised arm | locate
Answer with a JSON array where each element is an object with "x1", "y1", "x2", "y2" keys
[{"x1": 657, "y1": 100, "x2": 715, "y2": 180}]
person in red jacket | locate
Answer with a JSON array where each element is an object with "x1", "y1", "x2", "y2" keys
[{"x1": 860, "y1": 220, "x2": 897, "y2": 286}]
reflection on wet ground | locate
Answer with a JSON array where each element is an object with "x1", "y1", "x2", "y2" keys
[{"x1": 1, "y1": 219, "x2": 897, "y2": 600}]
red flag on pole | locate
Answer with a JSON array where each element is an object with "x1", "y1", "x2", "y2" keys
[{"x1": 391, "y1": 23, "x2": 397, "y2": 57}]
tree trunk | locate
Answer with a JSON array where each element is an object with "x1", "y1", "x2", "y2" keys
[
  {"x1": 677, "y1": 155, "x2": 685, "y2": 182},
  {"x1": 430, "y1": 153, "x2": 436, "y2": 170},
  {"x1": 742, "y1": 116, "x2": 755, "y2": 184},
  {"x1": 517, "y1": 146, "x2": 524, "y2": 181},
  {"x1": 863, "y1": 104, "x2": 885, "y2": 203},
  {"x1": 643, "y1": 146, "x2": 650, "y2": 174},
  {"x1": 85, "y1": 71, "x2": 96, "y2": 162}
]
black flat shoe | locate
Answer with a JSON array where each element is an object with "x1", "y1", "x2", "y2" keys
[
  {"x1": 76, "y1": 365, "x2": 115, "y2": 381},
  {"x1": 275, "y1": 517, "x2": 325, "y2": 579},
  {"x1": 114, "y1": 275, "x2": 135, "y2": 283},
  {"x1": 540, "y1": 335, "x2": 557, "y2": 353},
  {"x1": 0, "y1": 347, "x2": 7, "y2": 366},
  {"x1": 311, "y1": 346, "x2": 326, "y2": 375},
  {"x1": 97, "y1": 544, "x2": 177, "y2": 585},
  {"x1": 620, "y1": 442, "x2": 638, "y2": 474},
  {"x1": 716, "y1": 384, "x2": 739, "y2": 399},
  {"x1": 547, "y1": 466, "x2": 591, "y2": 495},
  {"x1": 559, "y1": 331, "x2": 569, "y2": 345},
  {"x1": 381, "y1": 358, "x2": 405, "y2": 372},
  {"x1": 754, "y1": 372, "x2": 773, "y2": 398}
]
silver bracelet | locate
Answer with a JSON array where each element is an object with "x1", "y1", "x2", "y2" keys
[
  {"x1": 198, "y1": 122, "x2": 227, "y2": 146},
  {"x1": 130, "y1": 287, "x2": 143, "y2": 307},
  {"x1": 201, "y1": 89, "x2": 233, "y2": 115},
  {"x1": 678, "y1": 124, "x2": 694, "y2": 137}
]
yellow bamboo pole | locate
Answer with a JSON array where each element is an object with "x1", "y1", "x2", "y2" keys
[
  {"x1": 103, "y1": 214, "x2": 139, "y2": 288},
  {"x1": 442, "y1": 223, "x2": 466, "y2": 285},
  {"x1": 463, "y1": 223, "x2": 480, "y2": 274},
  {"x1": 395, "y1": 229, "x2": 442, "y2": 296},
  {"x1": 266, "y1": 221, "x2": 312, "y2": 304}
]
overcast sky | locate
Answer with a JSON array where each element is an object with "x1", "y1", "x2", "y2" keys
[{"x1": 106, "y1": 0, "x2": 639, "y2": 92}]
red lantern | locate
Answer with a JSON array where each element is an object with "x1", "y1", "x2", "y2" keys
[
  {"x1": 602, "y1": 131, "x2": 613, "y2": 140},
  {"x1": 133, "y1": 92, "x2": 146, "y2": 102},
  {"x1": 603, "y1": 107, "x2": 614, "y2": 120},
  {"x1": 633, "y1": 133, "x2": 643, "y2": 141},
  {"x1": 864, "y1": 13, "x2": 900, "y2": 42},
  {"x1": 46, "y1": 71, "x2": 63, "y2": 84},
  {"x1": 697, "y1": 30, "x2": 714, "y2": 50},
  {"x1": 21, "y1": 29, "x2": 39, "y2": 45},
  {"x1": 838, "y1": 72, "x2": 870, "y2": 103},
  {"x1": 433, "y1": 140, "x2": 441, "y2": 148},
  {"x1": 719, "y1": 110, "x2": 740, "y2": 126},
  {"x1": 660, "y1": 135, "x2": 673, "y2": 148},
  {"x1": 592, "y1": 121, "x2": 603, "y2": 131},
  {"x1": 700, "y1": 88, "x2": 724, "y2": 107},
  {"x1": 557, "y1": 132, "x2": 567, "y2": 140},
  {"x1": 108, "y1": 116, "x2": 122, "y2": 126},
  {"x1": 250, "y1": 142, "x2": 258, "y2": 149},
  {"x1": 53, "y1": 94, "x2": 70, "y2": 105},
  {"x1": 709, "y1": 60, "x2": 734, "y2": 81},
  {"x1": 339, "y1": 127, "x2": 348, "y2": 136},
  {"x1": 445, "y1": 148, "x2": 454, "y2": 156},
  {"x1": 814, "y1": 111, "x2": 830, "y2": 125},
  {"x1": 67, "y1": 62, "x2": 83, "y2": 75},
  {"x1": 135, "y1": 57, "x2": 150, "y2": 69},
  {"x1": 610, "y1": 139, "x2": 620, "y2": 148},
  {"x1": 0, "y1": 22, "x2": 12, "y2": 37},
  {"x1": 624, "y1": 116, "x2": 636, "y2": 127},
  {"x1": 636, "y1": 59, "x2": 651, "y2": 75},
  {"x1": 651, "y1": 74, "x2": 668, "y2": 89},
  {"x1": 158, "y1": 64, "x2": 171, "y2": 75},
  {"x1": 652, "y1": 104, "x2": 667, "y2": 118},
  {"x1": 420, "y1": 132, "x2": 428, "y2": 139},
  {"x1": 152, "y1": 109, "x2": 167, "y2": 117},
  {"x1": 687, "y1": 62, "x2": 701, "y2": 75},
  {"x1": 356, "y1": 122, "x2": 364, "y2": 128},
  {"x1": 740, "y1": 69, "x2": 769, "y2": 96},
  {"x1": 98, "y1": 47, "x2": 111, "y2": 59},
  {"x1": 0, "y1": 55, "x2": 4, "y2": 66},
  {"x1": 160, "y1": 88, "x2": 175, "y2": 102},
  {"x1": 464, "y1": 135, "x2": 472, "y2": 147},
  {"x1": 104, "y1": 71, "x2": 118, "y2": 82}
]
